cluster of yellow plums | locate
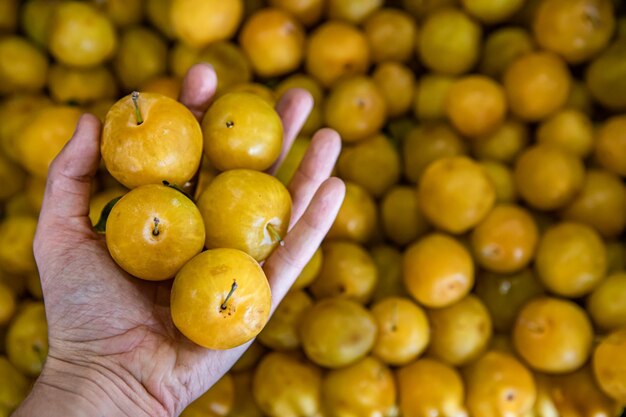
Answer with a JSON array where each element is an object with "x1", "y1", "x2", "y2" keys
[{"x1": 1, "y1": 0, "x2": 626, "y2": 416}]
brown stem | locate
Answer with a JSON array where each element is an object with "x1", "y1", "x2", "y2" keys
[
  {"x1": 152, "y1": 217, "x2": 160, "y2": 236},
  {"x1": 221, "y1": 281, "x2": 238, "y2": 310}
]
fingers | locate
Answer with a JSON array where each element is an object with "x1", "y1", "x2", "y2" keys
[
  {"x1": 264, "y1": 178, "x2": 345, "y2": 308},
  {"x1": 288, "y1": 128, "x2": 342, "y2": 227},
  {"x1": 178, "y1": 63, "x2": 218, "y2": 122},
  {"x1": 38, "y1": 114, "x2": 102, "y2": 227},
  {"x1": 267, "y1": 88, "x2": 314, "y2": 175}
]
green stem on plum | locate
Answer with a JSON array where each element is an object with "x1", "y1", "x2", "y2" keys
[
  {"x1": 221, "y1": 281, "x2": 238, "y2": 310},
  {"x1": 132, "y1": 91, "x2": 144, "y2": 125},
  {"x1": 267, "y1": 223, "x2": 284, "y2": 246}
]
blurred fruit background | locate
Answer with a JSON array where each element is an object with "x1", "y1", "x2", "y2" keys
[{"x1": 1, "y1": 0, "x2": 626, "y2": 416}]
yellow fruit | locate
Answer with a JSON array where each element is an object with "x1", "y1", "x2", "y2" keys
[
  {"x1": 20, "y1": 0, "x2": 61, "y2": 47},
  {"x1": 194, "y1": 41, "x2": 252, "y2": 96},
  {"x1": 321, "y1": 356, "x2": 396, "y2": 417},
  {"x1": 397, "y1": 358, "x2": 468, "y2": 417},
  {"x1": 514, "y1": 144, "x2": 585, "y2": 210},
  {"x1": 534, "y1": 0, "x2": 615, "y2": 63},
  {"x1": 372, "y1": 62, "x2": 416, "y2": 118},
  {"x1": 105, "y1": 184, "x2": 205, "y2": 281},
  {"x1": 113, "y1": 27, "x2": 168, "y2": 90},
  {"x1": 536, "y1": 109, "x2": 594, "y2": 157},
  {"x1": 587, "y1": 272, "x2": 626, "y2": 332},
  {"x1": 324, "y1": 76, "x2": 387, "y2": 143},
  {"x1": 231, "y1": 342, "x2": 266, "y2": 372},
  {"x1": 253, "y1": 352, "x2": 322, "y2": 417},
  {"x1": 0, "y1": 94, "x2": 51, "y2": 162},
  {"x1": 197, "y1": 170, "x2": 291, "y2": 262},
  {"x1": 230, "y1": 371, "x2": 263, "y2": 417},
  {"x1": 371, "y1": 297, "x2": 430, "y2": 366},
  {"x1": 503, "y1": 51, "x2": 571, "y2": 121},
  {"x1": 327, "y1": 182, "x2": 377, "y2": 244},
  {"x1": 535, "y1": 222, "x2": 607, "y2": 298},
  {"x1": 310, "y1": 241, "x2": 377, "y2": 304},
  {"x1": 327, "y1": 0, "x2": 383, "y2": 23},
  {"x1": 418, "y1": 7, "x2": 482, "y2": 75},
  {"x1": 593, "y1": 327, "x2": 626, "y2": 404},
  {"x1": 471, "y1": 118, "x2": 528, "y2": 163},
  {"x1": 427, "y1": 295, "x2": 493, "y2": 366},
  {"x1": 594, "y1": 115, "x2": 626, "y2": 177},
  {"x1": 0, "y1": 356, "x2": 29, "y2": 416},
  {"x1": 145, "y1": 0, "x2": 175, "y2": 39},
  {"x1": 403, "y1": 123, "x2": 467, "y2": 183},
  {"x1": 479, "y1": 160, "x2": 517, "y2": 203},
  {"x1": 171, "y1": 248, "x2": 271, "y2": 350},
  {"x1": 562, "y1": 169, "x2": 626, "y2": 238},
  {"x1": 48, "y1": 1, "x2": 118, "y2": 67},
  {"x1": 181, "y1": 376, "x2": 234, "y2": 417},
  {"x1": 413, "y1": 74, "x2": 455, "y2": 122},
  {"x1": 6, "y1": 302, "x2": 48, "y2": 376},
  {"x1": 461, "y1": 0, "x2": 525, "y2": 23},
  {"x1": 418, "y1": 156, "x2": 496, "y2": 234},
  {"x1": 479, "y1": 27, "x2": 535, "y2": 78},
  {"x1": 305, "y1": 21, "x2": 370, "y2": 88},
  {"x1": 0, "y1": 151, "x2": 25, "y2": 201},
  {"x1": 445, "y1": 75, "x2": 507, "y2": 137},
  {"x1": 101, "y1": 92, "x2": 203, "y2": 189},
  {"x1": 381, "y1": 186, "x2": 430, "y2": 246},
  {"x1": 337, "y1": 134, "x2": 400, "y2": 197},
  {"x1": 0, "y1": 216, "x2": 37, "y2": 275},
  {"x1": 465, "y1": 351, "x2": 537, "y2": 417},
  {"x1": 140, "y1": 76, "x2": 182, "y2": 100},
  {"x1": 0, "y1": 0, "x2": 18, "y2": 33},
  {"x1": 0, "y1": 283, "x2": 16, "y2": 327},
  {"x1": 292, "y1": 247, "x2": 322, "y2": 291},
  {"x1": 95, "y1": 0, "x2": 144, "y2": 28},
  {"x1": 403, "y1": 233, "x2": 474, "y2": 308},
  {"x1": 370, "y1": 245, "x2": 407, "y2": 303},
  {"x1": 268, "y1": 0, "x2": 323, "y2": 26},
  {"x1": 471, "y1": 204, "x2": 538, "y2": 274},
  {"x1": 201, "y1": 92, "x2": 283, "y2": 171},
  {"x1": 299, "y1": 298, "x2": 377, "y2": 368},
  {"x1": 239, "y1": 8, "x2": 306, "y2": 78},
  {"x1": 48, "y1": 64, "x2": 118, "y2": 104},
  {"x1": 586, "y1": 39, "x2": 626, "y2": 111},
  {"x1": 0, "y1": 36, "x2": 48, "y2": 94},
  {"x1": 258, "y1": 290, "x2": 313, "y2": 350},
  {"x1": 171, "y1": 0, "x2": 243, "y2": 48},
  {"x1": 275, "y1": 136, "x2": 310, "y2": 186},
  {"x1": 513, "y1": 297, "x2": 593, "y2": 374},
  {"x1": 364, "y1": 8, "x2": 417, "y2": 63}
]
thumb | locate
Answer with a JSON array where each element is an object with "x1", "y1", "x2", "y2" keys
[{"x1": 38, "y1": 113, "x2": 102, "y2": 228}]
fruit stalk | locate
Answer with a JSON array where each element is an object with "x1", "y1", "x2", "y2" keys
[
  {"x1": 221, "y1": 281, "x2": 238, "y2": 310},
  {"x1": 266, "y1": 223, "x2": 285, "y2": 246},
  {"x1": 131, "y1": 91, "x2": 144, "y2": 125}
]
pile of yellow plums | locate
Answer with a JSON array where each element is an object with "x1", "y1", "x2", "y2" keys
[{"x1": 0, "y1": 0, "x2": 626, "y2": 416}]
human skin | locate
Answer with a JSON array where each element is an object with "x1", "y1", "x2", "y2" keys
[{"x1": 13, "y1": 64, "x2": 345, "y2": 417}]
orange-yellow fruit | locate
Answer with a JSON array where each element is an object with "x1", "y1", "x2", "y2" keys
[
  {"x1": 268, "y1": 0, "x2": 323, "y2": 26},
  {"x1": 305, "y1": 21, "x2": 370, "y2": 88},
  {"x1": 479, "y1": 27, "x2": 535, "y2": 78},
  {"x1": 48, "y1": 1, "x2": 118, "y2": 67},
  {"x1": 535, "y1": 222, "x2": 606, "y2": 298},
  {"x1": 397, "y1": 358, "x2": 468, "y2": 417},
  {"x1": 327, "y1": 182, "x2": 377, "y2": 244},
  {"x1": 503, "y1": 51, "x2": 571, "y2": 121},
  {"x1": 48, "y1": 64, "x2": 118, "y2": 105},
  {"x1": 197, "y1": 169, "x2": 291, "y2": 262},
  {"x1": 171, "y1": 248, "x2": 271, "y2": 350},
  {"x1": 371, "y1": 297, "x2": 430, "y2": 366},
  {"x1": 171, "y1": 0, "x2": 243, "y2": 48},
  {"x1": 403, "y1": 233, "x2": 474, "y2": 308},
  {"x1": 239, "y1": 8, "x2": 306, "y2": 78},
  {"x1": 514, "y1": 144, "x2": 585, "y2": 210},
  {"x1": 472, "y1": 118, "x2": 529, "y2": 163},
  {"x1": 372, "y1": 62, "x2": 416, "y2": 118},
  {"x1": 258, "y1": 290, "x2": 313, "y2": 350},
  {"x1": 364, "y1": 8, "x2": 417, "y2": 63},
  {"x1": 105, "y1": 184, "x2": 205, "y2": 281},
  {"x1": 445, "y1": 75, "x2": 507, "y2": 137},
  {"x1": 479, "y1": 160, "x2": 517, "y2": 203},
  {"x1": 0, "y1": 36, "x2": 48, "y2": 94},
  {"x1": 101, "y1": 92, "x2": 203, "y2": 189},
  {"x1": 16, "y1": 105, "x2": 82, "y2": 178},
  {"x1": 418, "y1": 156, "x2": 496, "y2": 234},
  {"x1": 513, "y1": 297, "x2": 593, "y2": 374},
  {"x1": 327, "y1": 0, "x2": 383, "y2": 23},
  {"x1": 180, "y1": 374, "x2": 234, "y2": 417},
  {"x1": 113, "y1": 27, "x2": 168, "y2": 90},
  {"x1": 381, "y1": 186, "x2": 430, "y2": 246},
  {"x1": 324, "y1": 76, "x2": 387, "y2": 143},
  {"x1": 587, "y1": 272, "x2": 626, "y2": 332},
  {"x1": 201, "y1": 92, "x2": 283, "y2": 171},
  {"x1": 533, "y1": 0, "x2": 615, "y2": 63},
  {"x1": 594, "y1": 115, "x2": 626, "y2": 177},
  {"x1": 593, "y1": 327, "x2": 626, "y2": 404},
  {"x1": 471, "y1": 205, "x2": 539, "y2": 274}
]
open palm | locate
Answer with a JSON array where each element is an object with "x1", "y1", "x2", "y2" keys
[{"x1": 27, "y1": 64, "x2": 344, "y2": 417}]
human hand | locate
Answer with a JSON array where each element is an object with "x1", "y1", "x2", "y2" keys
[{"x1": 13, "y1": 64, "x2": 345, "y2": 417}]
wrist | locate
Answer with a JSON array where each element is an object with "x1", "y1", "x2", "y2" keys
[{"x1": 13, "y1": 356, "x2": 170, "y2": 417}]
